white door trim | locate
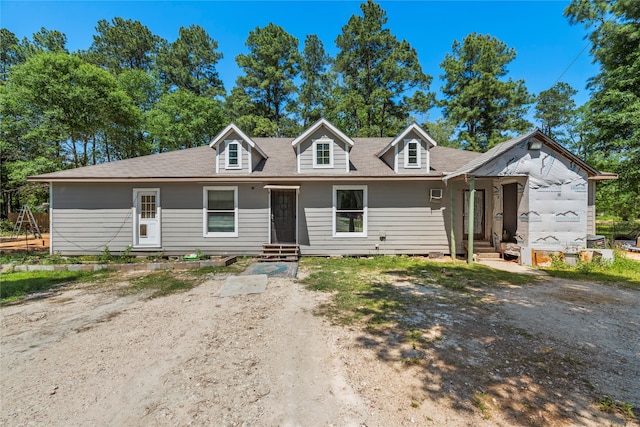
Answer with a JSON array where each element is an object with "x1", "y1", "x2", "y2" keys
[{"x1": 133, "y1": 188, "x2": 161, "y2": 248}]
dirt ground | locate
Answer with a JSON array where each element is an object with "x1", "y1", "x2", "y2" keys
[
  {"x1": 1, "y1": 265, "x2": 638, "y2": 426},
  {"x1": 0, "y1": 233, "x2": 50, "y2": 254}
]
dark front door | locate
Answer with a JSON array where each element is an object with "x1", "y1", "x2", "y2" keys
[
  {"x1": 502, "y1": 183, "x2": 518, "y2": 242},
  {"x1": 271, "y1": 190, "x2": 296, "y2": 243},
  {"x1": 463, "y1": 189, "x2": 485, "y2": 240}
]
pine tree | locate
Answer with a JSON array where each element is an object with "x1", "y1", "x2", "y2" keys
[{"x1": 440, "y1": 33, "x2": 532, "y2": 151}]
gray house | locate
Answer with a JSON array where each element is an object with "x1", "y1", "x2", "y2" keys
[{"x1": 30, "y1": 119, "x2": 614, "y2": 263}]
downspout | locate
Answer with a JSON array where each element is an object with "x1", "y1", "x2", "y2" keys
[
  {"x1": 467, "y1": 175, "x2": 475, "y2": 264},
  {"x1": 449, "y1": 183, "x2": 456, "y2": 262}
]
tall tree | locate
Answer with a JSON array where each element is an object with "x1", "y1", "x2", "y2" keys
[
  {"x1": 4, "y1": 52, "x2": 138, "y2": 168},
  {"x1": 534, "y1": 82, "x2": 577, "y2": 140},
  {"x1": 24, "y1": 27, "x2": 68, "y2": 55},
  {"x1": 1, "y1": 27, "x2": 68, "y2": 85},
  {"x1": 298, "y1": 35, "x2": 335, "y2": 127},
  {"x1": 157, "y1": 24, "x2": 224, "y2": 97},
  {"x1": 440, "y1": 33, "x2": 532, "y2": 152},
  {"x1": 335, "y1": 0, "x2": 432, "y2": 137},
  {"x1": 0, "y1": 29, "x2": 23, "y2": 82},
  {"x1": 146, "y1": 89, "x2": 226, "y2": 152},
  {"x1": 566, "y1": 0, "x2": 640, "y2": 219},
  {"x1": 231, "y1": 23, "x2": 300, "y2": 137},
  {"x1": 86, "y1": 17, "x2": 164, "y2": 73}
]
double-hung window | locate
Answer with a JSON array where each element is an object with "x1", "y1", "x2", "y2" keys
[
  {"x1": 404, "y1": 139, "x2": 421, "y2": 168},
  {"x1": 333, "y1": 185, "x2": 367, "y2": 237},
  {"x1": 203, "y1": 186, "x2": 238, "y2": 237},
  {"x1": 313, "y1": 137, "x2": 333, "y2": 168},
  {"x1": 225, "y1": 141, "x2": 241, "y2": 169}
]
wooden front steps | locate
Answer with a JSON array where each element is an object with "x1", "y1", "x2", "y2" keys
[
  {"x1": 260, "y1": 244, "x2": 299, "y2": 261},
  {"x1": 464, "y1": 240, "x2": 501, "y2": 260}
]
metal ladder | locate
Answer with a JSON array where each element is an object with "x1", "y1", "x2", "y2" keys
[{"x1": 11, "y1": 205, "x2": 43, "y2": 239}]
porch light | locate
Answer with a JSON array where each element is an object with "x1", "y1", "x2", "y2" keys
[{"x1": 528, "y1": 139, "x2": 543, "y2": 150}]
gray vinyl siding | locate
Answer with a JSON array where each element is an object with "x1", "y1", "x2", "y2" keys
[
  {"x1": 298, "y1": 181, "x2": 451, "y2": 255},
  {"x1": 298, "y1": 128, "x2": 349, "y2": 173},
  {"x1": 396, "y1": 138, "x2": 429, "y2": 174},
  {"x1": 217, "y1": 133, "x2": 254, "y2": 175},
  {"x1": 51, "y1": 182, "x2": 268, "y2": 256},
  {"x1": 51, "y1": 183, "x2": 135, "y2": 255}
]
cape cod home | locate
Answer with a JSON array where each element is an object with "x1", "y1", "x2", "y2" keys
[{"x1": 30, "y1": 119, "x2": 615, "y2": 264}]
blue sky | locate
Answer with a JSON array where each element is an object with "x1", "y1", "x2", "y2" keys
[{"x1": 2, "y1": 1, "x2": 597, "y2": 123}]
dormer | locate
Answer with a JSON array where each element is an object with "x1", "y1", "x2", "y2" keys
[
  {"x1": 377, "y1": 123, "x2": 437, "y2": 174},
  {"x1": 209, "y1": 123, "x2": 267, "y2": 174},
  {"x1": 291, "y1": 118, "x2": 354, "y2": 174}
]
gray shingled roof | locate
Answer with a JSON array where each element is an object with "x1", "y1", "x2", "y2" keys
[{"x1": 31, "y1": 138, "x2": 481, "y2": 181}]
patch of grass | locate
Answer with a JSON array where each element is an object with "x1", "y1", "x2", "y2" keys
[
  {"x1": 122, "y1": 271, "x2": 196, "y2": 298},
  {"x1": 598, "y1": 395, "x2": 637, "y2": 419},
  {"x1": 473, "y1": 391, "x2": 492, "y2": 419},
  {"x1": 542, "y1": 251, "x2": 640, "y2": 289},
  {"x1": 1, "y1": 270, "x2": 111, "y2": 303},
  {"x1": 299, "y1": 256, "x2": 536, "y2": 325}
]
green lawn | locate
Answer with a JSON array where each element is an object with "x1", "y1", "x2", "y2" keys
[
  {"x1": 1, "y1": 270, "x2": 111, "y2": 303},
  {"x1": 541, "y1": 251, "x2": 640, "y2": 289},
  {"x1": 298, "y1": 256, "x2": 538, "y2": 325}
]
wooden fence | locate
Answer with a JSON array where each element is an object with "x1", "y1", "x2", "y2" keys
[{"x1": 7, "y1": 212, "x2": 50, "y2": 231}]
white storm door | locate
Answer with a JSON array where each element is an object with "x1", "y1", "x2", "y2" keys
[{"x1": 134, "y1": 189, "x2": 160, "y2": 247}]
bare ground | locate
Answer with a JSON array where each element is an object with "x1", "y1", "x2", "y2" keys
[{"x1": 1, "y1": 266, "x2": 638, "y2": 426}]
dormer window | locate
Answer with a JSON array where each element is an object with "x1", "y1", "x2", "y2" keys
[
  {"x1": 404, "y1": 139, "x2": 421, "y2": 168},
  {"x1": 225, "y1": 140, "x2": 241, "y2": 169},
  {"x1": 313, "y1": 137, "x2": 334, "y2": 168}
]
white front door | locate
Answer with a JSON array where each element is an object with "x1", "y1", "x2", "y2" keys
[{"x1": 134, "y1": 189, "x2": 160, "y2": 247}]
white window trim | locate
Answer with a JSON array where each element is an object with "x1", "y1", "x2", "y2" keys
[
  {"x1": 225, "y1": 140, "x2": 242, "y2": 170},
  {"x1": 312, "y1": 137, "x2": 334, "y2": 168},
  {"x1": 333, "y1": 185, "x2": 368, "y2": 238},
  {"x1": 404, "y1": 139, "x2": 421, "y2": 168},
  {"x1": 203, "y1": 186, "x2": 238, "y2": 237}
]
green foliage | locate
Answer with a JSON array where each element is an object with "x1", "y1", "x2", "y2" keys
[
  {"x1": 1, "y1": 28, "x2": 24, "y2": 82},
  {"x1": 0, "y1": 270, "x2": 104, "y2": 303},
  {"x1": 534, "y1": 82, "x2": 578, "y2": 141},
  {"x1": 85, "y1": 17, "x2": 164, "y2": 73},
  {"x1": 439, "y1": 33, "x2": 532, "y2": 151},
  {"x1": 565, "y1": 0, "x2": 640, "y2": 219},
  {"x1": 298, "y1": 35, "x2": 335, "y2": 127},
  {"x1": 146, "y1": 89, "x2": 226, "y2": 151},
  {"x1": 157, "y1": 24, "x2": 224, "y2": 97},
  {"x1": 423, "y1": 118, "x2": 459, "y2": 147},
  {"x1": 232, "y1": 23, "x2": 300, "y2": 137},
  {"x1": 542, "y1": 251, "x2": 640, "y2": 288},
  {"x1": 4, "y1": 52, "x2": 139, "y2": 167},
  {"x1": 334, "y1": 0, "x2": 433, "y2": 137}
]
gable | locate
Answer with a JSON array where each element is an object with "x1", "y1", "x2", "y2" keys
[
  {"x1": 376, "y1": 123, "x2": 437, "y2": 174},
  {"x1": 444, "y1": 130, "x2": 607, "y2": 184},
  {"x1": 209, "y1": 123, "x2": 267, "y2": 174},
  {"x1": 293, "y1": 119, "x2": 353, "y2": 174},
  {"x1": 472, "y1": 136, "x2": 589, "y2": 187}
]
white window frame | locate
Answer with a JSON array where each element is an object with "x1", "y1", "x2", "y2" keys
[
  {"x1": 404, "y1": 139, "x2": 421, "y2": 168},
  {"x1": 203, "y1": 186, "x2": 238, "y2": 237},
  {"x1": 313, "y1": 137, "x2": 334, "y2": 168},
  {"x1": 333, "y1": 185, "x2": 367, "y2": 237},
  {"x1": 225, "y1": 140, "x2": 242, "y2": 170}
]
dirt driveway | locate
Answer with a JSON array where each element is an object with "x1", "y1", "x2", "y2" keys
[{"x1": 1, "y1": 266, "x2": 638, "y2": 426}]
